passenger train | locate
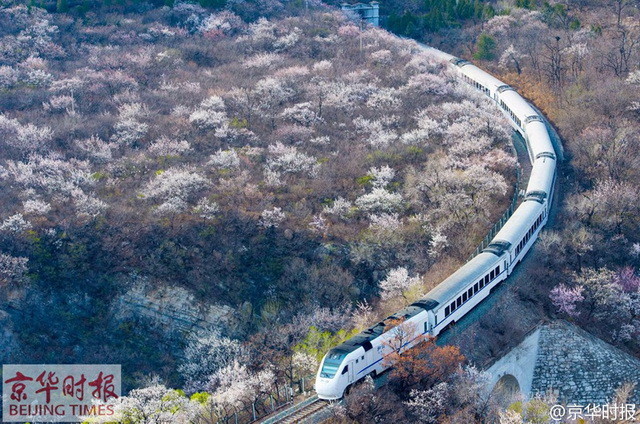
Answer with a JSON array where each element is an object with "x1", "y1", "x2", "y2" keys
[{"x1": 315, "y1": 46, "x2": 559, "y2": 400}]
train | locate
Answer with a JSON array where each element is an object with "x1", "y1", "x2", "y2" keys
[{"x1": 315, "y1": 46, "x2": 559, "y2": 400}]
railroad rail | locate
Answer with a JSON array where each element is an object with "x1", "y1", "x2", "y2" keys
[{"x1": 260, "y1": 395, "x2": 330, "y2": 424}]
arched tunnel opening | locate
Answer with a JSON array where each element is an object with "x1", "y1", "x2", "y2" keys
[{"x1": 491, "y1": 374, "x2": 522, "y2": 407}]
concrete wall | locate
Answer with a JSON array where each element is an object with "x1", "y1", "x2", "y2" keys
[{"x1": 485, "y1": 327, "x2": 541, "y2": 400}]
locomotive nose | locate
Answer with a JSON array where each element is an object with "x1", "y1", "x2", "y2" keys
[{"x1": 315, "y1": 377, "x2": 343, "y2": 400}]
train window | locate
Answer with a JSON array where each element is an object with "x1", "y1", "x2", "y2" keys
[
  {"x1": 496, "y1": 265, "x2": 501, "y2": 274},
  {"x1": 490, "y1": 270, "x2": 495, "y2": 279},
  {"x1": 457, "y1": 297, "x2": 462, "y2": 307},
  {"x1": 445, "y1": 306, "x2": 450, "y2": 316},
  {"x1": 342, "y1": 365, "x2": 349, "y2": 375},
  {"x1": 484, "y1": 275, "x2": 490, "y2": 284},
  {"x1": 474, "y1": 282, "x2": 479, "y2": 292},
  {"x1": 356, "y1": 359, "x2": 358, "y2": 364},
  {"x1": 362, "y1": 356, "x2": 364, "y2": 360},
  {"x1": 463, "y1": 293, "x2": 468, "y2": 302},
  {"x1": 468, "y1": 288, "x2": 473, "y2": 298},
  {"x1": 321, "y1": 352, "x2": 347, "y2": 378}
]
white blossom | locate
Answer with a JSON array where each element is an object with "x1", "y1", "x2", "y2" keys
[
  {"x1": 323, "y1": 197, "x2": 352, "y2": 217},
  {"x1": 259, "y1": 207, "x2": 286, "y2": 228},
  {"x1": 274, "y1": 28, "x2": 301, "y2": 51},
  {"x1": 155, "y1": 197, "x2": 188, "y2": 216},
  {"x1": 313, "y1": 60, "x2": 332, "y2": 72},
  {"x1": 366, "y1": 88, "x2": 400, "y2": 110},
  {"x1": 193, "y1": 198, "x2": 219, "y2": 220},
  {"x1": 0, "y1": 66, "x2": 18, "y2": 89},
  {"x1": 206, "y1": 361, "x2": 275, "y2": 408},
  {"x1": 189, "y1": 109, "x2": 228, "y2": 134},
  {"x1": 75, "y1": 136, "x2": 113, "y2": 162},
  {"x1": 148, "y1": 137, "x2": 190, "y2": 157},
  {"x1": 23, "y1": 199, "x2": 51, "y2": 215},
  {"x1": 0, "y1": 115, "x2": 52, "y2": 153},
  {"x1": 25, "y1": 69, "x2": 53, "y2": 87},
  {"x1": 368, "y1": 165, "x2": 395, "y2": 188},
  {"x1": 179, "y1": 331, "x2": 245, "y2": 393},
  {"x1": 0, "y1": 214, "x2": 32, "y2": 233},
  {"x1": 112, "y1": 103, "x2": 148, "y2": 146},
  {"x1": 200, "y1": 95, "x2": 225, "y2": 110},
  {"x1": 102, "y1": 383, "x2": 195, "y2": 424},
  {"x1": 5, "y1": 154, "x2": 93, "y2": 197},
  {"x1": 243, "y1": 52, "x2": 283, "y2": 69},
  {"x1": 198, "y1": 11, "x2": 243, "y2": 36},
  {"x1": 379, "y1": 267, "x2": 421, "y2": 300},
  {"x1": 43, "y1": 94, "x2": 75, "y2": 114},
  {"x1": 308, "y1": 214, "x2": 327, "y2": 234},
  {"x1": 292, "y1": 351, "x2": 318, "y2": 379},
  {"x1": 143, "y1": 167, "x2": 209, "y2": 201},
  {"x1": 247, "y1": 18, "x2": 276, "y2": 43},
  {"x1": 627, "y1": 70, "x2": 640, "y2": 85},
  {"x1": 355, "y1": 188, "x2": 403, "y2": 213},
  {"x1": 72, "y1": 189, "x2": 107, "y2": 218},
  {"x1": 369, "y1": 213, "x2": 402, "y2": 232},
  {"x1": 263, "y1": 168, "x2": 283, "y2": 187},
  {"x1": 406, "y1": 383, "x2": 450, "y2": 424},
  {"x1": 208, "y1": 149, "x2": 240, "y2": 169},
  {"x1": 429, "y1": 230, "x2": 449, "y2": 257},
  {"x1": 280, "y1": 102, "x2": 320, "y2": 127},
  {"x1": 370, "y1": 49, "x2": 393, "y2": 66},
  {"x1": 266, "y1": 142, "x2": 317, "y2": 175},
  {"x1": 0, "y1": 253, "x2": 29, "y2": 286}
]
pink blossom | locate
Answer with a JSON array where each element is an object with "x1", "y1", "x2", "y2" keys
[{"x1": 550, "y1": 284, "x2": 585, "y2": 317}]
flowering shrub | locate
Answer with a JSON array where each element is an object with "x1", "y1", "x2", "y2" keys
[{"x1": 0, "y1": 3, "x2": 516, "y2": 391}]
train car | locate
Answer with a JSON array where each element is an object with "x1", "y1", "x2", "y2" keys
[
  {"x1": 524, "y1": 115, "x2": 555, "y2": 159},
  {"x1": 526, "y1": 154, "x2": 556, "y2": 214},
  {"x1": 315, "y1": 305, "x2": 429, "y2": 400},
  {"x1": 413, "y1": 251, "x2": 509, "y2": 337},
  {"x1": 315, "y1": 47, "x2": 559, "y2": 401}
]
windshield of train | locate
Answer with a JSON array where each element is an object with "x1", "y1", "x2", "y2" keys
[{"x1": 320, "y1": 351, "x2": 346, "y2": 379}]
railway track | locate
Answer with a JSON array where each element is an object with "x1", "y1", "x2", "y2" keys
[
  {"x1": 261, "y1": 395, "x2": 330, "y2": 424},
  {"x1": 279, "y1": 399, "x2": 327, "y2": 423}
]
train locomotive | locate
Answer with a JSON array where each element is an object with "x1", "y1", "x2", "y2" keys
[{"x1": 315, "y1": 46, "x2": 559, "y2": 400}]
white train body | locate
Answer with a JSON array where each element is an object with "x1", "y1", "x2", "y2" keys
[{"x1": 316, "y1": 47, "x2": 560, "y2": 400}]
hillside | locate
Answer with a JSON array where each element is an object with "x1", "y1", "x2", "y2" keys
[{"x1": 0, "y1": 0, "x2": 515, "y2": 397}]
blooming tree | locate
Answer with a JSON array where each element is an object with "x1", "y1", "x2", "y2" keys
[
  {"x1": 259, "y1": 207, "x2": 286, "y2": 228},
  {"x1": 0, "y1": 213, "x2": 32, "y2": 233},
  {"x1": 143, "y1": 167, "x2": 209, "y2": 202},
  {"x1": 0, "y1": 253, "x2": 29, "y2": 287},
  {"x1": 208, "y1": 149, "x2": 240, "y2": 170},
  {"x1": 379, "y1": 267, "x2": 422, "y2": 300},
  {"x1": 355, "y1": 188, "x2": 403, "y2": 213},
  {"x1": 179, "y1": 331, "x2": 245, "y2": 393},
  {"x1": 206, "y1": 361, "x2": 275, "y2": 408},
  {"x1": 112, "y1": 103, "x2": 148, "y2": 147}
]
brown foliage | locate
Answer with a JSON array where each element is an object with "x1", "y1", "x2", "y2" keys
[{"x1": 382, "y1": 318, "x2": 465, "y2": 397}]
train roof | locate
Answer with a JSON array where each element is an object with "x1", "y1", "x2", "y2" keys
[
  {"x1": 412, "y1": 252, "x2": 503, "y2": 311},
  {"x1": 525, "y1": 121, "x2": 555, "y2": 158},
  {"x1": 497, "y1": 89, "x2": 537, "y2": 120},
  {"x1": 491, "y1": 201, "x2": 545, "y2": 245},
  {"x1": 526, "y1": 156, "x2": 556, "y2": 198},
  {"x1": 456, "y1": 64, "x2": 504, "y2": 91},
  {"x1": 329, "y1": 304, "x2": 427, "y2": 354}
]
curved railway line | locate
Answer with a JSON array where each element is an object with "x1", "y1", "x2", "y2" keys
[{"x1": 266, "y1": 39, "x2": 564, "y2": 422}]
